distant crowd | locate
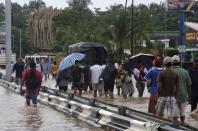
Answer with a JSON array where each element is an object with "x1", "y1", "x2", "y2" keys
[{"x1": 12, "y1": 56, "x2": 198, "y2": 124}]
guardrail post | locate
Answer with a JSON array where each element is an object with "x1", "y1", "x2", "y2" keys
[
  {"x1": 68, "y1": 93, "x2": 74, "y2": 100},
  {"x1": 0, "y1": 73, "x2": 2, "y2": 79},
  {"x1": 89, "y1": 99, "x2": 95, "y2": 106},
  {"x1": 55, "y1": 90, "x2": 59, "y2": 96},
  {"x1": 41, "y1": 86, "x2": 48, "y2": 93},
  {"x1": 48, "y1": 97, "x2": 52, "y2": 102},
  {"x1": 118, "y1": 106, "x2": 126, "y2": 116}
]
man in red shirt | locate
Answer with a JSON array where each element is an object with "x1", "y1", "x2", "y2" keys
[{"x1": 21, "y1": 61, "x2": 42, "y2": 107}]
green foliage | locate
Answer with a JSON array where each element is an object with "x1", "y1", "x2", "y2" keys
[
  {"x1": 165, "y1": 49, "x2": 179, "y2": 57},
  {"x1": 12, "y1": 26, "x2": 31, "y2": 58},
  {"x1": 11, "y1": 3, "x2": 26, "y2": 29},
  {"x1": 0, "y1": 3, "x2": 4, "y2": 21},
  {"x1": 0, "y1": 2, "x2": 43, "y2": 58},
  {"x1": 2, "y1": 0, "x2": 198, "y2": 58}
]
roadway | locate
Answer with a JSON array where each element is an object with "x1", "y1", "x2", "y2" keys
[{"x1": 0, "y1": 85, "x2": 103, "y2": 131}]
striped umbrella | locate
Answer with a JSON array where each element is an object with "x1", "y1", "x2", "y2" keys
[{"x1": 59, "y1": 53, "x2": 86, "y2": 71}]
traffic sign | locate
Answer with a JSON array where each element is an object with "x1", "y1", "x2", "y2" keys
[{"x1": 178, "y1": 45, "x2": 186, "y2": 53}]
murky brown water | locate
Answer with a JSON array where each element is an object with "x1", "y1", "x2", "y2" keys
[
  {"x1": 43, "y1": 79, "x2": 198, "y2": 129},
  {"x1": 0, "y1": 86, "x2": 103, "y2": 131}
]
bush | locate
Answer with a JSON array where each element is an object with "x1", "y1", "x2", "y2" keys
[{"x1": 164, "y1": 49, "x2": 179, "y2": 57}]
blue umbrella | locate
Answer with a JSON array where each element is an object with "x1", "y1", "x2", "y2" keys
[{"x1": 59, "y1": 53, "x2": 86, "y2": 71}]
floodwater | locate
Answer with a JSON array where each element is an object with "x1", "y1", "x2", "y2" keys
[
  {"x1": 43, "y1": 79, "x2": 198, "y2": 130},
  {"x1": 0, "y1": 86, "x2": 103, "y2": 131}
]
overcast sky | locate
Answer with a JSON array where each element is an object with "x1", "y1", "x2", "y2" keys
[{"x1": 0, "y1": 0, "x2": 163, "y2": 10}]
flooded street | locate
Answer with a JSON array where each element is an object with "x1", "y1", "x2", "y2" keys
[
  {"x1": 43, "y1": 79, "x2": 198, "y2": 129},
  {"x1": 0, "y1": 86, "x2": 103, "y2": 131}
]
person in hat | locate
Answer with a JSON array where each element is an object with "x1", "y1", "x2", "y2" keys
[
  {"x1": 172, "y1": 55, "x2": 192, "y2": 124},
  {"x1": 188, "y1": 58, "x2": 198, "y2": 112},
  {"x1": 156, "y1": 56, "x2": 179, "y2": 121}
]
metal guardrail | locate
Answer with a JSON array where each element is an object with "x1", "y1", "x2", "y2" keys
[
  {"x1": 41, "y1": 86, "x2": 197, "y2": 131},
  {"x1": 0, "y1": 79, "x2": 197, "y2": 131}
]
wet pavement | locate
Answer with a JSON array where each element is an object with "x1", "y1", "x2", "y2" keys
[
  {"x1": 0, "y1": 85, "x2": 103, "y2": 131},
  {"x1": 43, "y1": 78, "x2": 198, "y2": 129},
  {"x1": 1, "y1": 68, "x2": 197, "y2": 130}
]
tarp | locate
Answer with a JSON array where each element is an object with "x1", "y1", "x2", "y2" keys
[
  {"x1": 68, "y1": 42, "x2": 108, "y2": 64},
  {"x1": 69, "y1": 42, "x2": 107, "y2": 53}
]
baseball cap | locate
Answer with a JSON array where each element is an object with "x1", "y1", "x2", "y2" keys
[
  {"x1": 163, "y1": 56, "x2": 172, "y2": 65},
  {"x1": 172, "y1": 55, "x2": 180, "y2": 62}
]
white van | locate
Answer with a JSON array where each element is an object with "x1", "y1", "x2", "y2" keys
[{"x1": 25, "y1": 55, "x2": 48, "y2": 62}]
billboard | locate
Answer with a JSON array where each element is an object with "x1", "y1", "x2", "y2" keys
[
  {"x1": 186, "y1": 32, "x2": 198, "y2": 43},
  {"x1": 0, "y1": 32, "x2": 6, "y2": 42},
  {"x1": 0, "y1": 22, "x2": 5, "y2": 44},
  {"x1": 167, "y1": 0, "x2": 194, "y2": 9}
]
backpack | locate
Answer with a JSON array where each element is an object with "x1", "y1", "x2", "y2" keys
[
  {"x1": 26, "y1": 70, "x2": 39, "y2": 89},
  {"x1": 101, "y1": 64, "x2": 116, "y2": 81}
]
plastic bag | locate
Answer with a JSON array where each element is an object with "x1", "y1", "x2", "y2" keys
[{"x1": 20, "y1": 86, "x2": 26, "y2": 96}]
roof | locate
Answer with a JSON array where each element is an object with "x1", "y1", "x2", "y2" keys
[
  {"x1": 69, "y1": 42, "x2": 106, "y2": 48},
  {"x1": 185, "y1": 22, "x2": 198, "y2": 32}
]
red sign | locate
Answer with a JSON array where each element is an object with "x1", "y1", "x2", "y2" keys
[
  {"x1": 186, "y1": 32, "x2": 198, "y2": 43},
  {"x1": 0, "y1": 32, "x2": 5, "y2": 41},
  {"x1": 167, "y1": 0, "x2": 194, "y2": 9}
]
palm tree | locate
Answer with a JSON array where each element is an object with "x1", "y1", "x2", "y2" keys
[
  {"x1": 29, "y1": 0, "x2": 45, "y2": 10},
  {"x1": 114, "y1": 11, "x2": 129, "y2": 60}
]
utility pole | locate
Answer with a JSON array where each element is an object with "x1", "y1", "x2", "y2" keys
[
  {"x1": 178, "y1": 2, "x2": 194, "y2": 63},
  {"x1": 20, "y1": 29, "x2": 22, "y2": 58},
  {"x1": 125, "y1": 0, "x2": 128, "y2": 11},
  {"x1": 131, "y1": 0, "x2": 134, "y2": 55},
  {"x1": 5, "y1": 0, "x2": 12, "y2": 82},
  {"x1": 179, "y1": 10, "x2": 185, "y2": 63}
]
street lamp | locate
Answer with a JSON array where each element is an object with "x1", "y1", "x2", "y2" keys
[{"x1": 20, "y1": 29, "x2": 22, "y2": 58}]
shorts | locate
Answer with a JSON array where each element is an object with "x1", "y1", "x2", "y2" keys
[
  {"x1": 156, "y1": 97, "x2": 176, "y2": 118},
  {"x1": 104, "y1": 80, "x2": 114, "y2": 93},
  {"x1": 25, "y1": 91, "x2": 38, "y2": 105},
  {"x1": 174, "y1": 102, "x2": 187, "y2": 117},
  {"x1": 122, "y1": 83, "x2": 134, "y2": 96},
  {"x1": 116, "y1": 79, "x2": 122, "y2": 88},
  {"x1": 92, "y1": 83, "x2": 103, "y2": 91},
  {"x1": 72, "y1": 82, "x2": 82, "y2": 91}
]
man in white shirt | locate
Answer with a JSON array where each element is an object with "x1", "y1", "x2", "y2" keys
[{"x1": 90, "y1": 63, "x2": 103, "y2": 97}]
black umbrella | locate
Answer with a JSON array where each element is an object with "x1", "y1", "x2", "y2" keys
[{"x1": 129, "y1": 53, "x2": 154, "y2": 70}]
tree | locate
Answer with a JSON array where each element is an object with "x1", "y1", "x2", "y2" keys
[
  {"x1": 68, "y1": 0, "x2": 92, "y2": 9},
  {"x1": 29, "y1": 0, "x2": 45, "y2": 10},
  {"x1": 0, "y1": 3, "x2": 4, "y2": 21},
  {"x1": 11, "y1": 3, "x2": 26, "y2": 28}
]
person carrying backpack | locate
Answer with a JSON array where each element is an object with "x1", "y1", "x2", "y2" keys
[
  {"x1": 101, "y1": 60, "x2": 117, "y2": 99},
  {"x1": 21, "y1": 60, "x2": 42, "y2": 107}
]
